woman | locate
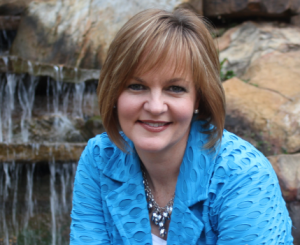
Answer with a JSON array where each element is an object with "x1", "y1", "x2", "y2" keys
[{"x1": 70, "y1": 8, "x2": 293, "y2": 245}]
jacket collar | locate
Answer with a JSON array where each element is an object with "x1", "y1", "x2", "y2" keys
[{"x1": 102, "y1": 121, "x2": 216, "y2": 244}]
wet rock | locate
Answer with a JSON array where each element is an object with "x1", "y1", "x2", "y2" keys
[
  {"x1": 291, "y1": 14, "x2": 300, "y2": 26},
  {"x1": 27, "y1": 115, "x2": 93, "y2": 143},
  {"x1": 268, "y1": 154, "x2": 300, "y2": 202},
  {"x1": 5, "y1": 114, "x2": 101, "y2": 144},
  {"x1": 218, "y1": 22, "x2": 300, "y2": 76},
  {"x1": 0, "y1": 142, "x2": 86, "y2": 162},
  {"x1": 0, "y1": 55, "x2": 100, "y2": 83},
  {"x1": 83, "y1": 116, "x2": 104, "y2": 137},
  {"x1": 10, "y1": 0, "x2": 194, "y2": 73},
  {"x1": 204, "y1": 0, "x2": 300, "y2": 19},
  {"x1": 286, "y1": 201, "x2": 300, "y2": 243},
  {"x1": 224, "y1": 74, "x2": 300, "y2": 153},
  {"x1": 0, "y1": 16, "x2": 20, "y2": 30},
  {"x1": 0, "y1": 0, "x2": 33, "y2": 15}
]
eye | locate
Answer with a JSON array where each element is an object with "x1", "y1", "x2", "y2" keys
[
  {"x1": 128, "y1": 84, "x2": 145, "y2": 91},
  {"x1": 168, "y1": 86, "x2": 186, "y2": 93}
]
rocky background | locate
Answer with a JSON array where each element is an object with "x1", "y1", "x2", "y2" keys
[{"x1": 0, "y1": 0, "x2": 300, "y2": 243}]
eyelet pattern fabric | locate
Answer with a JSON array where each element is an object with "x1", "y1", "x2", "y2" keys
[{"x1": 70, "y1": 121, "x2": 293, "y2": 245}]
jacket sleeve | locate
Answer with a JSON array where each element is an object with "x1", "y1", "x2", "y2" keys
[
  {"x1": 70, "y1": 138, "x2": 111, "y2": 245},
  {"x1": 204, "y1": 151, "x2": 294, "y2": 245}
]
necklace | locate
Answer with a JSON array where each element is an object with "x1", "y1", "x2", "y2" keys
[{"x1": 142, "y1": 170, "x2": 175, "y2": 238}]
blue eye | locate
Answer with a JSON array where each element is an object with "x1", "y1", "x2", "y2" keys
[
  {"x1": 128, "y1": 84, "x2": 145, "y2": 90},
  {"x1": 168, "y1": 86, "x2": 186, "y2": 93}
]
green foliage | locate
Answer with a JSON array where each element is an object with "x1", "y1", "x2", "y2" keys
[{"x1": 220, "y1": 58, "x2": 236, "y2": 81}]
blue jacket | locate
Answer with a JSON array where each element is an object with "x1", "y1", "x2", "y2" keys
[{"x1": 70, "y1": 121, "x2": 293, "y2": 244}]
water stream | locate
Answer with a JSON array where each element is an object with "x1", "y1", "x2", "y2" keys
[
  {"x1": 0, "y1": 161, "x2": 77, "y2": 245},
  {"x1": 0, "y1": 73, "x2": 98, "y2": 144},
  {"x1": 0, "y1": 70, "x2": 100, "y2": 244},
  {"x1": 0, "y1": 27, "x2": 99, "y2": 243}
]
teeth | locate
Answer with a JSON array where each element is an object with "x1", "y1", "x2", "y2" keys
[{"x1": 144, "y1": 122, "x2": 166, "y2": 127}]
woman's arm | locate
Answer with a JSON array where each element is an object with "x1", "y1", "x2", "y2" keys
[
  {"x1": 70, "y1": 139, "x2": 111, "y2": 244},
  {"x1": 205, "y1": 152, "x2": 294, "y2": 245}
]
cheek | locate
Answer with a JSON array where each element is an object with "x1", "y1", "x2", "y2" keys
[
  {"x1": 117, "y1": 93, "x2": 141, "y2": 122},
  {"x1": 171, "y1": 100, "x2": 195, "y2": 122}
]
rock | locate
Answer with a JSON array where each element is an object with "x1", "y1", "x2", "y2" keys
[
  {"x1": 10, "y1": 0, "x2": 195, "y2": 73},
  {"x1": 0, "y1": 16, "x2": 20, "y2": 30},
  {"x1": 218, "y1": 22, "x2": 300, "y2": 76},
  {"x1": 0, "y1": 142, "x2": 86, "y2": 162},
  {"x1": 224, "y1": 75, "x2": 300, "y2": 153},
  {"x1": 268, "y1": 154, "x2": 300, "y2": 202},
  {"x1": 26, "y1": 115, "x2": 101, "y2": 143},
  {"x1": 286, "y1": 202, "x2": 300, "y2": 244},
  {"x1": 0, "y1": 55, "x2": 100, "y2": 83},
  {"x1": 0, "y1": 0, "x2": 33, "y2": 15},
  {"x1": 268, "y1": 153, "x2": 300, "y2": 243},
  {"x1": 84, "y1": 116, "x2": 104, "y2": 137},
  {"x1": 242, "y1": 51, "x2": 300, "y2": 98},
  {"x1": 291, "y1": 14, "x2": 300, "y2": 26},
  {"x1": 242, "y1": 51, "x2": 300, "y2": 153},
  {"x1": 204, "y1": 0, "x2": 300, "y2": 18}
]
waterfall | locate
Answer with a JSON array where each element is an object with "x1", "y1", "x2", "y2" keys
[
  {"x1": 0, "y1": 74, "x2": 98, "y2": 144},
  {"x1": 0, "y1": 73, "x2": 98, "y2": 244},
  {"x1": 0, "y1": 10, "x2": 100, "y2": 245},
  {"x1": 1, "y1": 74, "x2": 17, "y2": 143},
  {"x1": 17, "y1": 76, "x2": 39, "y2": 142},
  {"x1": 0, "y1": 162, "x2": 77, "y2": 245}
]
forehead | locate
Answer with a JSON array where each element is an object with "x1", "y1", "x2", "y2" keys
[
  {"x1": 134, "y1": 42, "x2": 193, "y2": 80},
  {"x1": 134, "y1": 60, "x2": 192, "y2": 85}
]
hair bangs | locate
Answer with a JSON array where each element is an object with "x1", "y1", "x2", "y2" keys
[{"x1": 134, "y1": 25, "x2": 192, "y2": 79}]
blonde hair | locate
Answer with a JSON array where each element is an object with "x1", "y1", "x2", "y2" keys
[{"x1": 97, "y1": 8, "x2": 225, "y2": 151}]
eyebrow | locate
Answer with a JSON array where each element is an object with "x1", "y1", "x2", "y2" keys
[{"x1": 133, "y1": 77, "x2": 189, "y2": 84}]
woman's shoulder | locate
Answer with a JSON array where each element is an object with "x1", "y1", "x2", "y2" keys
[
  {"x1": 85, "y1": 132, "x2": 115, "y2": 149},
  {"x1": 81, "y1": 132, "x2": 126, "y2": 168},
  {"x1": 204, "y1": 130, "x2": 293, "y2": 244},
  {"x1": 215, "y1": 129, "x2": 276, "y2": 177},
  {"x1": 206, "y1": 129, "x2": 280, "y2": 204},
  {"x1": 206, "y1": 129, "x2": 281, "y2": 209}
]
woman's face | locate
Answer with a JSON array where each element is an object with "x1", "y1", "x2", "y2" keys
[{"x1": 117, "y1": 60, "x2": 198, "y2": 154}]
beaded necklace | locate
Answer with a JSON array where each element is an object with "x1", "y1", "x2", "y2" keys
[{"x1": 142, "y1": 170, "x2": 175, "y2": 238}]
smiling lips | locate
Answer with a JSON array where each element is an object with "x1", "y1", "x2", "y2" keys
[{"x1": 138, "y1": 120, "x2": 171, "y2": 132}]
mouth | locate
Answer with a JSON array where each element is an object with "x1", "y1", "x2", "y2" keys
[
  {"x1": 138, "y1": 120, "x2": 171, "y2": 126},
  {"x1": 137, "y1": 120, "x2": 171, "y2": 132}
]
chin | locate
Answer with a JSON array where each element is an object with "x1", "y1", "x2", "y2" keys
[{"x1": 134, "y1": 139, "x2": 173, "y2": 153}]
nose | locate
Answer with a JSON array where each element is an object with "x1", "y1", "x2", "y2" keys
[{"x1": 143, "y1": 90, "x2": 167, "y2": 115}]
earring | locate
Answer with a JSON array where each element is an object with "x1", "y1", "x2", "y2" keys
[
  {"x1": 113, "y1": 105, "x2": 116, "y2": 109},
  {"x1": 194, "y1": 109, "x2": 199, "y2": 114}
]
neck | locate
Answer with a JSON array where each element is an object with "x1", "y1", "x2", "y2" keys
[{"x1": 137, "y1": 136, "x2": 188, "y2": 195}]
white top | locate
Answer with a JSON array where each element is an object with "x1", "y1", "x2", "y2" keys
[{"x1": 151, "y1": 233, "x2": 167, "y2": 245}]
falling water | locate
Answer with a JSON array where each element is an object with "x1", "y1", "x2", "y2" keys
[
  {"x1": 49, "y1": 159, "x2": 57, "y2": 245},
  {"x1": 0, "y1": 79, "x2": 5, "y2": 142},
  {"x1": 72, "y1": 82, "x2": 85, "y2": 118},
  {"x1": 0, "y1": 72, "x2": 97, "y2": 244},
  {"x1": 0, "y1": 74, "x2": 99, "y2": 144},
  {"x1": 24, "y1": 164, "x2": 35, "y2": 229},
  {"x1": 17, "y1": 76, "x2": 39, "y2": 142},
  {"x1": 1, "y1": 74, "x2": 18, "y2": 143},
  {"x1": 0, "y1": 29, "x2": 99, "y2": 243},
  {"x1": 0, "y1": 162, "x2": 77, "y2": 245},
  {"x1": 62, "y1": 83, "x2": 72, "y2": 115},
  {"x1": 0, "y1": 7, "x2": 103, "y2": 245}
]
